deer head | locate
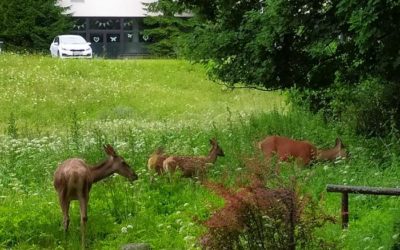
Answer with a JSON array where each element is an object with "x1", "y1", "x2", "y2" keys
[
  {"x1": 315, "y1": 138, "x2": 348, "y2": 161},
  {"x1": 210, "y1": 138, "x2": 225, "y2": 157},
  {"x1": 103, "y1": 144, "x2": 138, "y2": 181}
]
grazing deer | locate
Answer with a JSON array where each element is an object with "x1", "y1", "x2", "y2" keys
[
  {"x1": 258, "y1": 135, "x2": 348, "y2": 166},
  {"x1": 53, "y1": 144, "x2": 138, "y2": 245},
  {"x1": 162, "y1": 138, "x2": 225, "y2": 178},
  {"x1": 147, "y1": 147, "x2": 168, "y2": 175}
]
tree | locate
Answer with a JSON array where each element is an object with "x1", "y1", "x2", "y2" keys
[
  {"x1": 143, "y1": 0, "x2": 197, "y2": 57},
  {"x1": 0, "y1": 0, "x2": 73, "y2": 51},
  {"x1": 175, "y1": 0, "x2": 400, "y2": 89},
  {"x1": 173, "y1": 0, "x2": 400, "y2": 136}
]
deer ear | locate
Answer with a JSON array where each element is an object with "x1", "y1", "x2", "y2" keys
[
  {"x1": 104, "y1": 144, "x2": 117, "y2": 157},
  {"x1": 335, "y1": 138, "x2": 343, "y2": 148},
  {"x1": 103, "y1": 144, "x2": 109, "y2": 154}
]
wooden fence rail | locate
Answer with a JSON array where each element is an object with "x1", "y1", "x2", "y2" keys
[{"x1": 326, "y1": 184, "x2": 400, "y2": 229}]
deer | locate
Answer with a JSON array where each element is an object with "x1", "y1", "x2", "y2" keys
[
  {"x1": 53, "y1": 144, "x2": 138, "y2": 246},
  {"x1": 162, "y1": 138, "x2": 225, "y2": 179},
  {"x1": 147, "y1": 147, "x2": 168, "y2": 175},
  {"x1": 258, "y1": 135, "x2": 348, "y2": 166}
]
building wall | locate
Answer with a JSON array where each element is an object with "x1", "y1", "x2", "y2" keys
[
  {"x1": 59, "y1": 0, "x2": 156, "y2": 17},
  {"x1": 58, "y1": 0, "x2": 156, "y2": 57}
]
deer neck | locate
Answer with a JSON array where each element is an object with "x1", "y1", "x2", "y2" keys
[
  {"x1": 90, "y1": 159, "x2": 115, "y2": 183},
  {"x1": 205, "y1": 146, "x2": 218, "y2": 164}
]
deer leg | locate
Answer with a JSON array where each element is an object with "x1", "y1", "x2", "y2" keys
[
  {"x1": 79, "y1": 191, "x2": 89, "y2": 248},
  {"x1": 59, "y1": 192, "x2": 70, "y2": 232}
]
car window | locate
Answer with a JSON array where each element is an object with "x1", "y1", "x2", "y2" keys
[{"x1": 60, "y1": 36, "x2": 86, "y2": 44}]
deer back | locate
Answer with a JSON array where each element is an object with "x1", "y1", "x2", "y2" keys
[
  {"x1": 162, "y1": 138, "x2": 225, "y2": 178},
  {"x1": 163, "y1": 156, "x2": 209, "y2": 177},
  {"x1": 259, "y1": 136, "x2": 348, "y2": 166},
  {"x1": 53, "y1": 158, "x2": 92, "y2": 199},
  {"x1": 258, "y1": 136, "x2": 317, "y2": 166}
]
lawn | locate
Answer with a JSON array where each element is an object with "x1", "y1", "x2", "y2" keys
[{"x1": 0, "y1": 53, "x2": 399, "y2": 249}]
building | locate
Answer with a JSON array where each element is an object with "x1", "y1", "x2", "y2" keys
[{"x1": 58, "y1": 0, "x2": 156, "y2": 58}]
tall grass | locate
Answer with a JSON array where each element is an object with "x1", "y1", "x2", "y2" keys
[{"x1": 0, "y1": 53, "x2": 399, "y2": 249}]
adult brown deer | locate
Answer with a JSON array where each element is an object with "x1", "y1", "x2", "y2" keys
[
  {"x1": 147, "y1": 147, "x2": 168, "y2": 175},
  {"x1": 53, "y1": 144, "x2": 138, "y2": 245},
  {"x1": 258, "y1": 135, "x2": 348, "y2": 166},
  {"x1": 162, "y1": 138, "x2": 225, "y2": 178}
]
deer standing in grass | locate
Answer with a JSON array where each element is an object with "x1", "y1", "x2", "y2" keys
[
  {"x1": 53, "y1": 144, "x2": 138, "y2": 246},
  {"x1": 162, "y1": 138, "x2": 225, "y2": 178},
  {"x1": 258, "y1": 135, "x2": 348, "y2": 166}
]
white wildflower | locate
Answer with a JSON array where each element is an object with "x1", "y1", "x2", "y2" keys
[{"x1": 184, "y1": 235, "x2": 194, "y2": 241}]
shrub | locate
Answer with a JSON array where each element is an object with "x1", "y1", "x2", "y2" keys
[
  {"x1": 199, "y1": 161, "x2": 334, "y2": 249},
  {"x1": 288, "y1": 77, "x2": 400, "y2": 137}
]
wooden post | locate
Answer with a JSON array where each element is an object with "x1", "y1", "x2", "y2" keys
[
  {"x1": 341, "y1": 192, "x2": 349, "y2": 229},
  {"x1": 327, "y1": 184, "x2": 400, "y2": 229},
  {"x1": 327, "y1": 184, "x2": 400, "y2": 196}
]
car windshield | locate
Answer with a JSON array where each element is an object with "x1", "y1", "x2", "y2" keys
[{"x1": 60, "y1": 36, "x2": 86, "y2": 44}]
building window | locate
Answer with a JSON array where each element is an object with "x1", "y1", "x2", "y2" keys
[
  {"x1": 107, "y1": 34, "x2": 120, "y2": 43},
  {"x1": 123, "y1": 19, "x2": 136, "y2": 30},
  {"x1": 73, "y1": 18, "x2": 86, "y2": 31},
  {"x1": 124, "y1": 33, "x2": 135, "y2": 43},
  {"x1": 89, "y1": 18, "x2": 121, "y2": 30},
  {"x1": 90, "y1": 34, "x2": 103, "y2": 44}
]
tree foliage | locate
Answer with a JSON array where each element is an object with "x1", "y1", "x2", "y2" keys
[
  {"x1": 177, "y1": 0, "x2": 400, "y2": 88},
  {"x1": 143, "y1": 0, "x2": 197, "y2": 57},
  {"x1": 171, "y1": 0, "x2": 400, "y2": 136},
  {"x1": 0, "y1": 0, "x2": 73, "y2": 51}
]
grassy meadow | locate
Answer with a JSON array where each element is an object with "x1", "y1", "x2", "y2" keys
[{"x1": 0, "y1": 53, "x2": 399, "y2": 249}]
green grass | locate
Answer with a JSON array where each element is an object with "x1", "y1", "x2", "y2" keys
[
  {"x1": 0, "y1": 53, "x2": 283, "y2": 133},
  {"x1": 0, "y1": 53, "x2": 399, "y2": 249}
]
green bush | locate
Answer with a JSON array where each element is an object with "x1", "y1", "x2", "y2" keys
[
  {"x1": 0, "y1": 0, "x2": 73, "y2": 51},
  {"x1": 288, "y1": 77, "x2": 400, "y2": 137}
]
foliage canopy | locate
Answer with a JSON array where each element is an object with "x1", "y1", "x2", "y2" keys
[
  {"x1": 174, "y1": 0, "x2": 400, "y2": 89},
  {"x1": 0, "y1": 0, "x2": 73, "y2": 51},
  {"x1": 143, "y1": 0, "x2": 196, "y2": 57},
  {"x1": 165, "y1": 0, "x2": 400, "y2": 136}
]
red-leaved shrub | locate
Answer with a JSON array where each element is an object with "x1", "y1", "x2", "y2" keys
[{"x1": 200, "y1": 159, "x2": 334, "y2": 249}]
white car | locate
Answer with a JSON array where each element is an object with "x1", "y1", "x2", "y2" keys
[{"x1": 50, "y1": 35, "x2": 93, "y2": 59}]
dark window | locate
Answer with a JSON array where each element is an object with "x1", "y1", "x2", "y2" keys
[
  {"x1": 73, "y1": 18, "x2": 86, "y2": 31},
  {"x1": 89, "y1": 18, "x2": 120, "y2": 30},
  {"x1": 139, "y1": 33, "x2": 152, "y2": 43},
  {"x1": 123, "y1": 19, "x2": 135, "y2": 30},
  {"x1": 124, "y1": 32, "x2": 135, "y2": 43},
  {"x1": 90, "y1": 34, "x2": 103, "y2": 44},
  {"x1": 107, "y1": 34, "x2": 120, "y2": 43}
]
